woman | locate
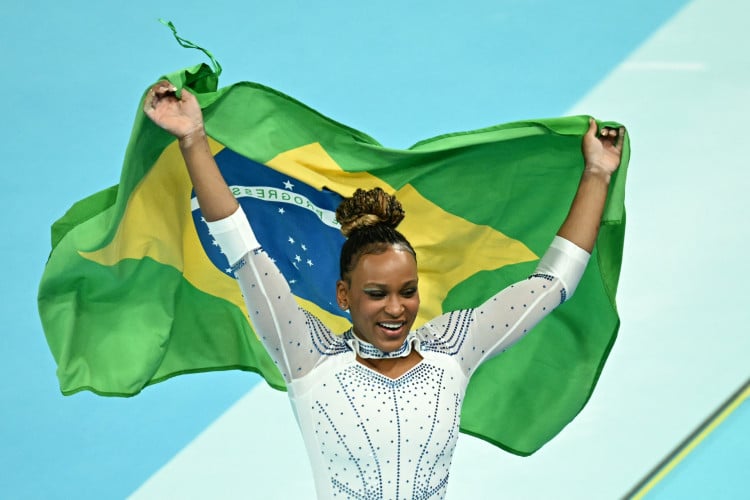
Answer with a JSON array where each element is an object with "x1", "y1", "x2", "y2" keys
[{"x1": 145, "y1": 81, "x2": 624, "y2": 499}]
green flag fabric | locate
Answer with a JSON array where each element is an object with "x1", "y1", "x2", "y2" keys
[{"x1": 38, "y1": 62, "x2": 628, "y2": 456}]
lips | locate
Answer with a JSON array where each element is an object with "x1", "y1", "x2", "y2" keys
[
  {"x1": 378, "y1": 321, "x2": 405, "y2": 330},
  {"x1": 377, "y1": 321, "x2": 407, "y2": 338}
]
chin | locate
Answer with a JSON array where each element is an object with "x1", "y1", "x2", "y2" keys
[{"x1": 375, "y1": 334, "x2": 410, "y2": 352}]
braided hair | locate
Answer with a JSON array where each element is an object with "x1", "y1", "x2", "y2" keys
[{"x1": 336, "y1": 187, "x2": 416, "y2": 281}]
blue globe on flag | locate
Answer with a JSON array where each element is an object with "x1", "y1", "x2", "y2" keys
[{"x1": 192, "y1": 147, "x2": 348, "y2": 320}]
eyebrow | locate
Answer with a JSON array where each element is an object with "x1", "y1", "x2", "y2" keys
[{"x1": 362, "y1": 280, "x2": 419, "y2": 289}]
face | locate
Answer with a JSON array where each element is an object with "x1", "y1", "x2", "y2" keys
[{"x1": 336, "y1": 246, "x2": 420, "y2": 353}]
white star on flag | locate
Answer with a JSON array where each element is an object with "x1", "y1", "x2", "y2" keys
[{"x1": 283, "y1": 180, "x2": 294, "y2": 190}]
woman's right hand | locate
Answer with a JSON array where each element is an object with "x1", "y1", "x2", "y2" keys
[{"x1": 143, "y1": 81, "x2": 204, "y2": 141}]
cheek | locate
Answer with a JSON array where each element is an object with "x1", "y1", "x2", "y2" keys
[
  {"x1": 350, "y1": 298, "x2": 377, "y2": 321},
  {"x1": 406, "y1": 295, "x2": 421, "y2": 313}
]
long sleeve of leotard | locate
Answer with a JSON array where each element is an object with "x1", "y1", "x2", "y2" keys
[
  {"x1": 207, "y1": 206, "x2": 338, "y2": 385},
  {"x1": 417, "y1": 236, "x2": 591, "y2": 377},
  {"x1": 210, "y1": 206, "x2": 591, "y2": 382}
]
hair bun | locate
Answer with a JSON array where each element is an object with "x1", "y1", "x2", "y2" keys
[{"x1": 335, "y1": 187, "x2": 405, "y2": 237}]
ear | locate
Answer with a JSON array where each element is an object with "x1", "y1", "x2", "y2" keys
[{"x1": 336, "y1": 279, "x2": 349, "y2": 310}]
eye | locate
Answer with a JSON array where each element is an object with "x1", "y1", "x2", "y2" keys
[
  {"x1": 401, "y1": 288, "x2": 417, "y2": 298},
  {"x1": 364, "y1": 289, "x2": 386, "y2": 299}
]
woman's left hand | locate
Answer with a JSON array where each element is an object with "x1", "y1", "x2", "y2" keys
[{"x1": 581, "y1": 117, "x2": 625, "y2": 181}]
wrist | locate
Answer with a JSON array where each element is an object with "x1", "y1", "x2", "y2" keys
[
  {"x1": 178, "y1": 124, "x2": 206, "y2": 149},
  {"x1": 582, "y1": 163, "x2": 612, "y2": 185}
]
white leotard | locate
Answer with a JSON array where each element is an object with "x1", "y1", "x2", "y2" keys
[{"x1": 208, "y1": 206, "x2": 589, "y2": 499}]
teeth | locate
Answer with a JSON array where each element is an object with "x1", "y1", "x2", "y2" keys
[{"x1": 379, "y1": 322, "x2": 404, "y2": 329}]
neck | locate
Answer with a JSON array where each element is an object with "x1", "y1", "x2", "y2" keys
[{"x1": 356, "y1": 350, "x2": 422, "y2": 379}]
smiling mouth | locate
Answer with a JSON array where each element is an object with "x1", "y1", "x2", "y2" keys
[{"x1": 378, "y1": 321, "x2": 406, "y2": 332}]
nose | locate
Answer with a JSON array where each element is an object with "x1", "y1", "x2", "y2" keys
[{"x1": 384, "y1": 294, "x2": 404, "y2": 317}]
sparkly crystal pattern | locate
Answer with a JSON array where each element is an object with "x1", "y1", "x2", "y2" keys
[
  {"x1": 309, "y1": 362, "x2": 460, "y2": 499},
  {"x1": 231, "y1": 248, "x2": 575, "y2": 498}
]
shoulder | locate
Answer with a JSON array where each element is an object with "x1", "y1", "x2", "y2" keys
[
  {"x1": 303, "y1": 311, "x2": 351, "y2": 357},
  {"x1": 415, "y1": 309, "x2": 476, "y2": 356}
]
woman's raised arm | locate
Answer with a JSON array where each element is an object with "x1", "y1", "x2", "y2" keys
[
  {"x1": 143, "y1": 81, "x2": 238, "y2": 221},
  {"x1": 557, "y1": 118, "x2": 625, "y2": 252}
]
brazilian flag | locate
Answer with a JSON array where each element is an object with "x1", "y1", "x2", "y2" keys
[{"x1": 38, "y1": 59, "x2": 628, "y2": 456}]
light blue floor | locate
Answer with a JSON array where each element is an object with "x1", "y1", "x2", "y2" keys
[
  {"x1": 2, "y1": 1, "x2": 747, "y2": 498},
  {"x1": 645, "y1": 384, "x2": 749, "y2": 499}
]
